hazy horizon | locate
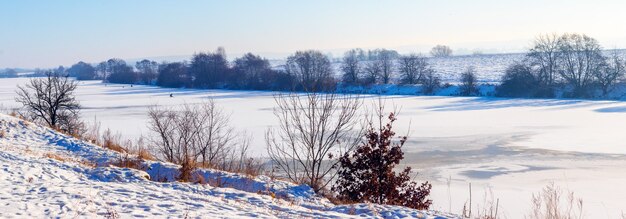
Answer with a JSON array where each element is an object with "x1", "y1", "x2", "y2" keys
[{"x1": 2, "y1": 0, "x2": 626, "y2": 69}]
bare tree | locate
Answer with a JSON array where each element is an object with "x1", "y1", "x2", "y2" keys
[
  {"x1": 194, "y1": 101, "x2": 236, "y2": 167},
  {"x1": 430, "y1": 45, "x2": 453, "y2": 57},
  {"x1": 15, "y1": 71, "x2": 81, "y2": 134},
  {"x1": 285, "y1": 50, "x2": 334, "y2": 91},
  {"x1": 527, "y1": 33, "x2": 561, "y2": 88},
  {"x1": 190, "y1": 48, "x2": 229, "y2": 88},
  {"x1": 557, "y1": 33, "x2": 605, "y2": 97},
  {"x1": 97, "y1": 58, "x2": 127, "y2": 82},
  {"x1": 147, "y1": 104, "x2": 197, "y2": 166},
  {"x1": 421, "y1": 70, "x2": 441, "y2": 95},
  {"x1": 398, "y1": 54, "x2": 432, "y2": 84},
  {"x1": 595, "y1": 52, "x2": 625, "y2": 97},
  {"x1": 266, "y1": 92, "x2": 362, "y2": 192},
  {"x1": 459, "y1": 67, "x2": 479, "y2": 96},
  {"x1": 233, "y1": 53, "x2": 273, "y2": 89},
  {"x1": 378, "y1": 49, "x2": 396, "y2": 84},
  {"x1": 67, "y1": 61, "x2": 96, "y2": 80},
  {"x1": 364, "y1": 60, "x2": 382, "y2": 85},
  {"x1": 135, "y1": 59, "x2": 159, "y2": 84},
  {"x1": 147, "y1": 100, "x2": 236, "y2": 168},
  {"x1": 341, "y1": 49, "x2": 363, "y2": 85}
]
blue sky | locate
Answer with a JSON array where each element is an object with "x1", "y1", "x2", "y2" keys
[{"x1": 1, "y1": 0, "x2": 626, "y2": 68}]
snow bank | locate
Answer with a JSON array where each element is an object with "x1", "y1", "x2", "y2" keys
[{"x1": 0, "y1": 113, "x2": 454, "y2": 218}]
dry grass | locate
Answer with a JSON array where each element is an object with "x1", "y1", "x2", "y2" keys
[
  {"x1": 134, "y1": 147, "x2": 155, "y2": 161},
  {"x1": 460, "y1": 183, "x2": 501, "y2": 219},
  {"x1": 101, "y1": 129, "x2": 127, "y2": 153},
  {"x1": 528, "y1": 182, "x2": 584, "y2": 219},
  {"x1": 111, "y1": 154, "x2": 144, "y2": 170},
  {"x1": 44, "y1": 152, "x2": 68, "y2": 162},
  {"x1": 326, "y1": 195, "x2": 360, "y2": 206},
  {"x1": 239, "y1": 158, "x2": 264, "y2": 177},
  {"x1": 103, "y1": 140, "x2": 127, "y2": 153},
  {"x1": 0, "y1": 130, "x2": 5, "y2": 138},
  {"x1": 79, "y1": 159, "x2": 97, "y2": 168},
  {"x1": 215, "y1": 158, "x2": 265, "y2": 179},
  {"x1": 43, "y1": 152, "x2": 96, "y2": 168}
]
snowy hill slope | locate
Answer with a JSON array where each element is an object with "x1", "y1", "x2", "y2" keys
[{"x1": 0, "y1": 114, "x2": 455, "y2": 218}]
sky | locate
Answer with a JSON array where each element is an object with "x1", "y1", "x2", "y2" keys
[{"x1": 1, "y1": 0, "x2": 626, "y2": 69}]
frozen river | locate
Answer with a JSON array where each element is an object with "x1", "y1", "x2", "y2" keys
[{"x1": 2, "y1": 78, "x2": 626, "y2": 217}]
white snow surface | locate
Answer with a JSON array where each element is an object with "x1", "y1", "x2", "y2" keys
[
  {"x1": 0, "y1": 113, "x2": 453, "y2": 218},
  {"x1": 2, "y1": 78, "x2": 626, "y2": 218}
]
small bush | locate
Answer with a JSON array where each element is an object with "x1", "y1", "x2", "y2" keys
[
  {"x1": 0, "y1": 130, "x2": 5, "y2": 138},
  {"x1": 496, "y1": 64, "x2": 539, "y2": 97},
  {"x1": 194, "y1": 173, "x2": 207, "y2": 184},
  {"x1": 111, "y1": 154, "x2": 144, "y2": 170},
  {"x1": 207, "y1": 175, "x2": 226, "y2": 187},
  {"x1": 177, "y1": 159, "x2": 197, "y2": 182},
  {"x1": 333, "y1": 112, "x2": 432, "y2": 210}
]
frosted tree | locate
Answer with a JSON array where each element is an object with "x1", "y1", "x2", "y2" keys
[{"x1": 430, "y1": 45, "x2": 452, "y2": 57}]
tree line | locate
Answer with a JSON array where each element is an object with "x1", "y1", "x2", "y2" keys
[
  {"x1": 56, "y1": 34, "x2": 626, "y2": 99},
  {"x1": 498, "y1": 33, "x2": 626, "y2": 98},
  {"x1": 59, "y1": 45, "x2": 453, "y2": 93}
]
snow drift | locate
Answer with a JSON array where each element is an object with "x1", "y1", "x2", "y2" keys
[{"x1": 0, "y1": 113, "x2": 454, "y2": 218}]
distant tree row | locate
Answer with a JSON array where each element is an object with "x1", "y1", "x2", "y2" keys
[
  {"x1": 60, "y1": 45, "x2": 456, "y2": 93},
  {"x1": 33, "y1": 39, "x2": 626, "y2": 100},
  {"x1": 57, "y1": 35, "x2": 626, "y2": 99},
  {"x1": 339, "y1": 48, "x2": 447, "y2": 94},
  {"x1": 497, "y1": 33, "x2": 626, "y2": 98},
  {"x1": 0, "y1": 68, "x2": 18, "y2": 78},
  {"x1": 66, "y1": 58, "x2": 158, "y2": 84},
  {"x1": 65, "y1": 48, "x2": 306, "y2": 91}
]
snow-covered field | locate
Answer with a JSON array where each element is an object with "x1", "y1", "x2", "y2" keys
[
  {"x1": 0, "y1": 111, "x2": 453, "y2": 218},
  {"x1": 2, "y1": 77, "x2": 626, "y2": 218}
]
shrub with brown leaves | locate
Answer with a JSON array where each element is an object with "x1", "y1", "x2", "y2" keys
[{"x1": 332, "y1": 112, "x2": 432, "y2": 210}]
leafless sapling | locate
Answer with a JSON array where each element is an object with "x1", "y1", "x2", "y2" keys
[{"x1": 266, "y1": 92, "x2": 362, "y2": 192}]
